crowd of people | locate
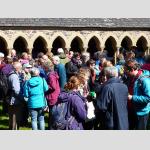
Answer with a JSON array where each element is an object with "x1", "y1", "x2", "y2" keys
[{"x1": 0, "y1": 47, "x2": 150, "y2": 130}]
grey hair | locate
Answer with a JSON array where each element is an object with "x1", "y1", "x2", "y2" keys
[
  {"x1": 104, "y1": 66, "x2": 118, "y2": 78},
  {"x1": 52, "y1": 56, "x2": 60, "y2": 63},
  {"x1": 30, "y1": 67, "x2": 40, "y2": 76}
]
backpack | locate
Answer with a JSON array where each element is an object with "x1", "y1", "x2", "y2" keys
[
  {"x1": 0, "y1": 70, "x2": 9, "y2": 96},
  {"x1": 51, "y1": 92, "x2": 74, "y2": 130},
  {"x1": 0, "y1": 70, "x2": 16, "y2": 98},
  {"x1": 137, "y1": 75, "x2": 150, "y2": 89}
]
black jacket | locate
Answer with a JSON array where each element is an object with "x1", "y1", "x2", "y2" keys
[{"x1": 97, "y1": 77, "x2": 129, "y2": 130}]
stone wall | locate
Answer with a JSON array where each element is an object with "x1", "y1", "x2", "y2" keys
[{"x1": 0, "y1": 29, "x2": 150, "y2": 55}]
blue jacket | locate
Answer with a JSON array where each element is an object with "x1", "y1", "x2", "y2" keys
[
  {"x1": 54, "y1": 63, "x2": 67, "y2": 89},
  {"x1": 23, "y1": 76, "x2": 48, "y2": 109},
  {"x1": 97, "y1": 77, "x2": 129, "y2": 130},
  {"x1": 132, "y1": 70, "x2": 150, "y2": 116}
]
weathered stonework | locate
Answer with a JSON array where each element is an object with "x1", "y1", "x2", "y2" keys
[{"x1": 0, "y1": 29, "x2": 150, "y2": 55}]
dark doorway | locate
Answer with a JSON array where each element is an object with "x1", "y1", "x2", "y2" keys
[
  {"x1": 13, "y1": 37, "x2": 28, "y2": 57},
  {"x1": 87, "y1": 36, "x2": 101, "y2": 58},
  {"x1": 121, "y1": 36, "x2": 132, "y2": 51},
  {"x1": 51, "y1": 36, "x2": 66, "y2": 55},
  {"x1": 104, "y1": 36, "x2": 117, "y2": 58},
  {"x1": 136, "y1": 36, "x2": 148, "y2": 52},
  {"x1": 32, "y1": 37, "x2": 48, "y2": 58},
  {"x1": 0, "y1": 37, "x2": 8, "y2": 56},
  {"x1": 70, "y1": 37, "x2": 84, "y2": 53}
]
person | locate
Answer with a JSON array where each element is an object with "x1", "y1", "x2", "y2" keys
[
  {"x1": 57, "y1": 48, "x2": 70, "y2": 65},
  {"x1": 51, "y1": 76, "x2": 87, "y2": 130},
  {"x1": 19, "y1": 52, "x2": 29, "y2": 65},
  {"x1": 52, "y1": 56, "x2": 67, "y2": 89},
  {"x1": 65, "y1": 52, "x2": 82, "y2": 80},
  {"x1": 7, "y1": 62, "x2": 23, "y2": 130},
  {"x1": 97, "y1": 66, "x2": 129, "y2": 130},
  {"x1": 125, "y1": 59, "x2": 150, "y2": 129},
  {"x1": 43, "y1": 62, "x2": 60, "y2": 129},
  {"x1": 23, "y1": 67, "x2": 49, "y2": 130},
  {"x1": 141, "y1": 55, "x2": 150, "y2": 71}
]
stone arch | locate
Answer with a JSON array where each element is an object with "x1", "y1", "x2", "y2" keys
[
  {"x1": 50, "y1": 32, "x2": 68, "y2": 48},
  {"x1": 104, "y1": 36, "x2": 117, "y2": 58},
  {"x1": 0, "y1": 36, "x2": 8, "y2": 56},
  {"x1": 103, "y1": 33, "x2": 119, "y2": 47},
  {"x1": 31, "y1": 32, "x2": 50, "y2": 48},
  {"x1": 32, "y1": 36, "x2": 48, "y2": 58},
  {"x1": 13, "y1": 36, "x2": 29, "y2": 56},
  {"x1": 70, "y1": 36, "x2": 84, "y2": 53},
  {"x1": 68, "y1": 33, "x2": 85, "y2": 49},
  {"x1": 136, "y1": 35, "x2": 148, "y2": 51},
  {"x1": 87, "y1": 36, "x2": 101, "y2": 58},
  {"x1": 51, "y1": 36, "x2": 66, "y2": 55},
  {"x1": 11, "y1": 32, "x2": 30, "y2": 48},
  {"x1": 121, "y1": 36, "x2": 133, "y2": 50}
]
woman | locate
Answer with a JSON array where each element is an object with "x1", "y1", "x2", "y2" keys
[
  {"x1": 23, "y1": 67, "x2": 48, "y2": 130},
  {"x1": 52, "y1": 76, "x2": 87, "y2": 130}
]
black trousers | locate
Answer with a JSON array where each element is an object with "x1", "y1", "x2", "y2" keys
[{"x1": 136, "y1": 114, "x2": 149, "y2": 130}]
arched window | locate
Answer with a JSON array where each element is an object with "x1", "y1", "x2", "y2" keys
[
  {"x1": 0, "y1": 37, "x2": 8, "y2": 56},
  {"x1": 87, "y1": 36, "x2": 101, "y2": 58},
  {"x1": 13, "y1": 36, "x2": 28, "y2": 57},
  {"x1": 70, "y1": 36, "x2": 84, "y2": 53},
  {"x1": 32, "y1": 36, "x2": 48, "y2": 58},
  {"x1": 51, "y1": 36, "x2": 66, "y2": 55}
]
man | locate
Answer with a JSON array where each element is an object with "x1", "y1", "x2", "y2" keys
[
  {"x1": 52, "y1": 56, "x2": 67, "y2": 89},
  {"x1": 7, "y1": 62, "x2": 23, "y2": 130},
  {"x1": 57, "y1": 48, "x2": 69, "y2": 65},
  {"x1": 97, "y1": 66, "x2": 129, "y2": 130},
  {"x1": 125, "y1": 59, "x2": 150, "y2": 130}
]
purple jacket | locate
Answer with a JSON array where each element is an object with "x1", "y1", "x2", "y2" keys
[
  {"x1": 46, "y1": 71, "x2": 60, "y2": 106},
  {"x1": 58, "y1": 91, "x2": 87, "y2": 130},
  {"x1": 1, "y1": 64, "x2": 14, "y2": 75}
]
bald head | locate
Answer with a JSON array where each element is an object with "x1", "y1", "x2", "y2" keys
[{"x1": 13, "y1": 62, "x2": 22, "y2": 72}]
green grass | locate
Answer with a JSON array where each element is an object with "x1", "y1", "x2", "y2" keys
[{"x1": 0, "y1": 101, "x2": 49, "y2": 130}]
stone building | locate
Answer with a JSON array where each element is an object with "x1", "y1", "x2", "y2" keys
[{"x1": 0, "y1": 18, "x2": 150, "y2": 63}]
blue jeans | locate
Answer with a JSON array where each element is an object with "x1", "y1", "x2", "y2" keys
[{"x1": 29, "y1": 108, "x2": 45, "y2": 130}]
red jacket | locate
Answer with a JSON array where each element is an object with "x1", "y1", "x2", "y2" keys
[
  {"x1": 141, "y1": 64, "x2": 150, "y2": 71},
  {"x1": 46, "y1": 71, "x2": 60, "y2": 106}
]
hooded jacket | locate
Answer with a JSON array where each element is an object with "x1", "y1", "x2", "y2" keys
[
  {"x1": 23, "y1": 76, "x2": 48, "y2": 108},
  {"x1": 45, "y1": 71, "x2": 60, "y2": 106},
  {"x1": 132, "y1": 70, "x2": 150, "y2": 116},
  {"x1": 57, "y1": 91, "x2": 87, "y2": 130}
]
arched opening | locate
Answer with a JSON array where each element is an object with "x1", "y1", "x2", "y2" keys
[
  {"x1": 136, "y1": 36, "x2": 148, "y2": 53},
  {"x1": 13, "y1": 36, "x2": 28, "y2": 57},
  {"x1": 51, "y1": 36, "x2": 66, "y2": 55},
  {"x1": 0, "y1": 37, "x2": 8, "y2": 56},
  {"x1": 121, "y1": 36, "x2": 132, "y2": 51},
  {"x1": 104, "y1": 36, "x2": 117, "y2": 58},
  {"x1": 32, "y1": 36, "x2": 48, "y2": 58},
  {"x1": 70, "y1": 36, "x2": 84, "y2": 53},
  {"x1": 87, "y1": 36, "x2": 101, "y2": 58}
]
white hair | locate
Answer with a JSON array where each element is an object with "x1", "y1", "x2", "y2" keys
[
  {"x1": 104, "y1": 66, "x2": 118, "y2": 78},
  {"x1": 52, "y1": 56, "x2": 60, "y2": 63},
  {"x1": 30, "y1": 67, "x2": 40, "y2": 76}
]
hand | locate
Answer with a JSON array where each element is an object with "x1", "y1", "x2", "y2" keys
[{"x1": 128, "y1": 94, "x2": 133, "y2": 100}]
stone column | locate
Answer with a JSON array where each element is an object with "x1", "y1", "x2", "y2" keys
[
  {"x1": 27, "y1": 48, "x2": 33, "y2": 54},
  {"x1": 7, "y1": 48, "x2": 14, "y2": 56},
  {"x1": 83, "y1": 47, "x2": 88, "y2": 52}
]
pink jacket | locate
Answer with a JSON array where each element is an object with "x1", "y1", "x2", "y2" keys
[{"x1": 46, "y1": 71, "x2": 60, "y2": 106}]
